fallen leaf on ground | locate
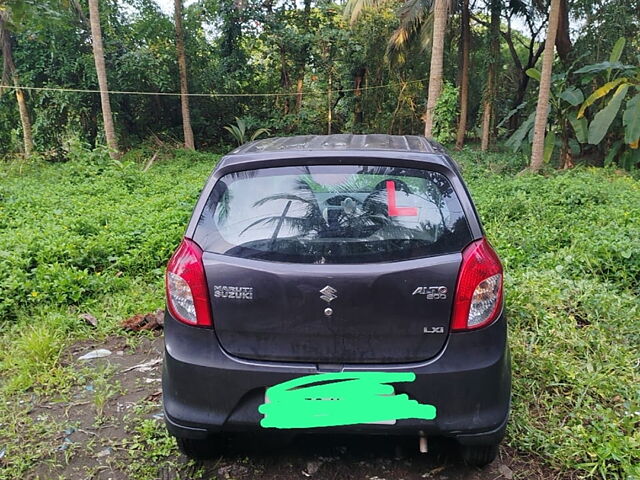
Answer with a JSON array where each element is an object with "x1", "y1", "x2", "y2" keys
[
  {"x1": 498, "y1": 464, "x2": 514, "y2": 479},
  {"x1": 218, "y1": 464, "x2": 249, "y2": 479},
  {"x1": 96, "y1": 448, "x2": 112, "y2": 458},
  {"x1": 303, "y1": 460, "x2": 323, "y2": 476},
  {"x1": 79, "y1": 313, "x2": 98, "y2": 327},
  {"x1": 422, "y1": 466, "x2": 446, "y2": 478},
  {"x1": 121, "y1": 309, "x2": 164, "y2": 332},
  {"x1": 144, "y1": 390, "x2": 162, "y2": 402}
]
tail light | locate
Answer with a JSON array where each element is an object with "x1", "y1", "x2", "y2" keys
[
  {"x1": 451, "y1": 238, "x2": 503, "y2": 331},
  {"x1": 165, "y1": 238, "x2": 213, "y2": 327}
]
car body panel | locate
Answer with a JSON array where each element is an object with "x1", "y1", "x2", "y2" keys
[
  {"x1": 202, "y1": 252, "x2": 461, "y2": 363},
  {"x1": 162, "y1": 309, "x2": 510, "y2": 444}
]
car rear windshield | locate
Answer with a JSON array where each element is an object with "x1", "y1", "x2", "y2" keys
[{"x1": 194, "y1": 165, "x2": 472, "y2": 264}]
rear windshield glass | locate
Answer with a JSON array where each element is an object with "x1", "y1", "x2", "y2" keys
[{"x1": 194, "y1": 165, "x2": 471, "y2": 264}]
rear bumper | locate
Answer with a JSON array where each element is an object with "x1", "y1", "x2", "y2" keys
[{"x1": 162, "y1": 311, "x2": 511, "y2": 445}]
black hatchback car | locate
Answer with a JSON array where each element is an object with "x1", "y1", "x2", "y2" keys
[{"x1": 163, "y1": 134, "x2": 510, "y2": 466}]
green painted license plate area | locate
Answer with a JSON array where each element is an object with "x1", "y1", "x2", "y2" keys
[{"x1": 259, "y1": 372, "x2": 436, "y2": 429}]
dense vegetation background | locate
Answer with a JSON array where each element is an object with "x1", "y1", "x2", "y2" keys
[{"x1": 0, "y1": 0, "x2": 638, "y2": 169}]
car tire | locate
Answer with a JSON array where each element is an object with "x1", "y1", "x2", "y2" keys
[
  {"x1": 459, "y1": 444, "x2": 499, "y2": 467},
  {"x1": 175, "y1": 436, "x2": 224, "y2": 460}
]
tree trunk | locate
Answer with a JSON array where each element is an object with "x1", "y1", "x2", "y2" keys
[
  {"x1": 15, "y1": 88, "x2": 33, "y2": 156},
  {"x1": 503, "y1": 23, "x2": 545, "y2": 130},
  {"x1": 294, "y1": 0, "x2": 312, "y2": 113},
  {"x1": 509, "y1": 70, "x2": 531, "y2": 130},
  {"x1": 555, "y1": 0, "x2": 572, "y2": 65},
  {"x1": 354, "y1": 67, "x2": 365, "y2": 127},
  {"x1": 1, "y1": 12, "x2": 34, "y2": 156},
  {"x1": 455, "y1": 0, "x2": 470, "y2": 150},
  {"x1": 480, "y1": 101, "x2": 492, "y2": 151},
  {"x1": 481, "y1": 0, "x2": 500, "y2": 151},
  {"x1": 70, "y1": 0, "x2": 90, "y2": 30},
  {"x1": 295, "y1": 77, "x2": 303, "y2": 111},
  {"x1": 327, "y1": 71, "x2": 332, "y2": 135},
  {"x1": 530, "y1": 0, "x2": 561, "y2": 171},
  {"x1": 174, "y1": 0, "x2": 195, "y2": 150},
  {"x1": 423, "y1": 0, "x2": 448, "y2": 138},
  {"x1": 561, "y1": 128, "x2": 574, "y2": 169},
  {"x1": 280, "y1": 44, "x2": 290, "y2": 116},
  {"x1": 87, "y1": 0, "x2": 119, "y2": 158}
]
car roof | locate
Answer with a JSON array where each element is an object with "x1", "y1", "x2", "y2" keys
[
  {"x1": 229, "y1": 134, "x2": 445, "y2": 155},
  {"x1": 219, "y1": 134, "x2": 460, "y2": 173}
]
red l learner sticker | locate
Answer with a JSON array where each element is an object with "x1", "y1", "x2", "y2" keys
[{"x1": 386, "y1": 180, "x2": 418, "y2": 217}]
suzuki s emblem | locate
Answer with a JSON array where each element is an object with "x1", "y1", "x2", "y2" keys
[{"x1": 319, "y1": 285, "x2": 338, "y2": 304}]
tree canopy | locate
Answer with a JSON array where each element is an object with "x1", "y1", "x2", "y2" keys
[{"x1": 0, "y1": 0, "x2": 638, "y2": 169}]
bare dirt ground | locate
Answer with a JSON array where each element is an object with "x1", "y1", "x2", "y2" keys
[{"x1": 20, "y1": 335, "x2": 566, "y2": 480}]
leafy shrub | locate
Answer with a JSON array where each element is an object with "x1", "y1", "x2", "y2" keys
[
  {"x1": 466, "y1": 166, "x2": 640, "y2": 289},
  {"x1": 0, "y1": 149, "x2": 217, "y2": 321},
  {"x1": 504, "y1": 38, "x2": 640, "y2": 170},
  {"x1": 456, "y1": 151, "x2": 640, "y2": 478},
  {"x1": 223, "y1": 117, "x2": 271, "y2": 146},
  {"x1": 432, "y1": 81, "x2": 459, "y2": 144}
]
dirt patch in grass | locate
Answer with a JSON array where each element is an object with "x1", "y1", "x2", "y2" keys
[
  {"x1": 23, "y1": 335, "x2": 164, "y2": 480},
  {"x1": 3, "y1": 335, "x2": 574, "y2": 480}
]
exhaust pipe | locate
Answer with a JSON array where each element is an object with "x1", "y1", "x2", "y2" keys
[{"x1": 418, "y1": 430, "x2": 428, "y2": 453}]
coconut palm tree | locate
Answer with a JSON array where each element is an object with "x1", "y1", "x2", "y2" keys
[
  {"x1": 530, "y1": 0, "x2": 561, "y2": 171},
  {"x1": 480, "y1": 0, "x2": 500, "y2": 151},
  {"x1": 87, "y1": 0, "x2": 119, "y2": 158},
  {"x1": 346, "y1": 0, "x2": 453, "y2": 138},
  {"x1": 422, "y1": 0, "x2": 449, "y2": 138},
  {"x1": 455, "y1": 0, "x2": 470, "y2": 149},
  {"x1": 174, "y1": 0, "x2": 195, "y2": 150},
  {"x1": 0, "y1": 7, "x2": 33, "y2": 156}
]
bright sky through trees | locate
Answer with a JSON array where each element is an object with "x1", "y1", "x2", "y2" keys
[{"x1": 155, "y1": 0, "x2": 196, "y2": 14}]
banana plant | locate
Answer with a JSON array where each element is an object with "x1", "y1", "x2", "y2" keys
[
  {"x1": 504, "y1": 62, "x2": 587, "y2": 168},
  {"x1": 576, "y1": 38, "x2": 640, "y2": 167},
  {"x1": 223, "y1": 117, "x2": 271, "y2": 146}
]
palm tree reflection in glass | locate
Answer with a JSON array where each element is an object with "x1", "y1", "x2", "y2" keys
[{"x1": 237, "y1": 173, "x2": 455, "y2": 249}]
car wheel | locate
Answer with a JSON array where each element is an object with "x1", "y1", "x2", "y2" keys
[
  {"x1": 459, "y1": 444, "x2": 499, "y2": 467},
  {"x1": 175, "y1": 436, "x2": 224, "y2": 460}
]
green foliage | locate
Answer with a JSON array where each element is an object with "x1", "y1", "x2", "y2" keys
[
  {"x1": 505, "y1": 67, "x2": 586, "y2": 164},
  {"x1": 0, "y1": 0, "x2": 637, "y2": 162},
  {"x1": 576, "y1": 39, "x2": 640, "y2": 164},
  {"x1": 505, "y1": 37, "x2": 640, "y2": 170},
  {"x1": 117, "y1": 403, "x2": 194, "y2": 479},
  {"x1": 623, "y1": 93, "x2": 640, "y2": 145},
  {"x1": 1, "y1": 323, "x2": 66, "y2": 392},
  {"x1": 458, "y1": 151, "x2": 640, "y2": 479},
  {"x1": 431, "y1": 81, "x2": 459, "y2": 144},
  {"x1": 0, "y1": 0, "x2": 434, "y2": 152},
  {"x1": 587, "y1": 84, "x2": 629, "y2": 145},
  {"x1": 0, "y1": 147, "x2": 217, "y2": 323},
  {"x1": 223, "y1": 117, "x2": 270, "y2": 146}
]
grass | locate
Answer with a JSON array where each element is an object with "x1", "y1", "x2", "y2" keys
[
  {"x1": 118, "y1": 404, "x2": 194, "y2": 479},
  {"x1": 0, "y1": 146, "x2": 638, "y2": 479},
  {"x1": 457, "y1": 149, "x2": 640, "y2": 479},
  {"x1": 0, "y1": 146, "x2": 215, "y2": 478}
]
